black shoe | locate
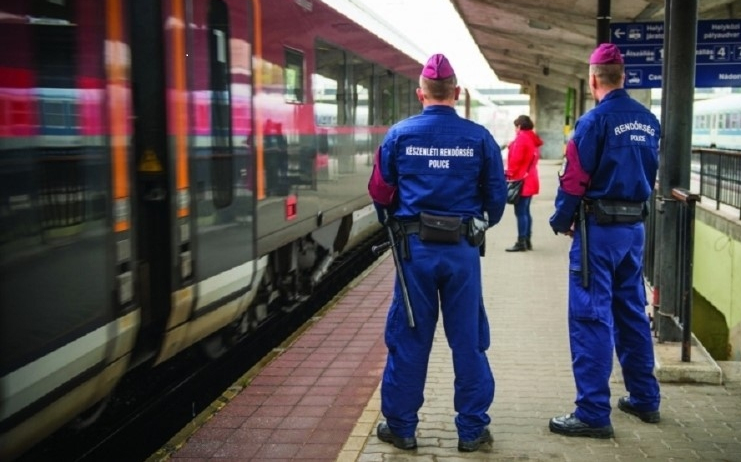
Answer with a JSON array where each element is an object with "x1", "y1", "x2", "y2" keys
[
  {"x1": 505, "y1": 240, "x2": 527, "y2": 252},
  {"x1": 377, "y1": 422, "x2": 417, "y2": 450},
  {"x1": 525, "y1": 238, "x2": 532, "y2": 250},
  {"x1": 549, "y1": 413, "x2": 614, "y2": 439},
  {"x1": 458, "y1": 427, "x2": 493, "y2": 452},
  {"x1": 618, "y1": 396, "x2": 661, "y2": 423}
]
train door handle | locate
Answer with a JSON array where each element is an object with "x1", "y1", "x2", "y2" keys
[{"x1": 143, "y1": 187, "x2": 167, "y2": 202}]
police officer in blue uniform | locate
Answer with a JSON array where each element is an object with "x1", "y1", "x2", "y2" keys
[
  {"x1": 368, "y1": 54, "x2": 507, "y2": 452},
  {"x1": 548, "y1": 43, "x2": 661, "y2": 438}
]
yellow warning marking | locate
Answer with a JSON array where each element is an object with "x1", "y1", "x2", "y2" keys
[{"x1": 139, "y1": 149, "x2": 163, "y2": 172}]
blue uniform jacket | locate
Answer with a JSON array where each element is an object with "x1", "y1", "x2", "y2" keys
[
  {"x1": 550, "y1": 89, "x2": 660, "y2": 232},
  {"x1": 375, "y1": 105, "x2": 507, "y2": 227}
]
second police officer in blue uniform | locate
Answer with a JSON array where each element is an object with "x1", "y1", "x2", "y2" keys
[
  {"x1": 549, "y1": 43, "x2": 662, "y2": 438},
  {"x1": 368, "y1": 54, "x2": 507, "y2": 452}
]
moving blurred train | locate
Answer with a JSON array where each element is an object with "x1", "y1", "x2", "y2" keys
[
  {"x1": 692, "y1": 94, "x2": 741, "y2": 150},
  {"x1": 0, "y1": 0, "x2": 491, "y2": 459}
]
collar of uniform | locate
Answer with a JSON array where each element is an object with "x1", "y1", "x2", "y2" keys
[
  {"x1": 597, "y1": 88, "x2": 629, "y2": 104},
  {"x1": 422, "y1": 105, "x2": 457, "y2": 114}
]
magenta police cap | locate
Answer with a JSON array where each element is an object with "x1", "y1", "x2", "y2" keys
[
  {"x1": 421, "y1": 53, "x2": 455, "y2": 79},
  {"x1": 589, "y1": 43, "x2": 624, "y2": 65}
]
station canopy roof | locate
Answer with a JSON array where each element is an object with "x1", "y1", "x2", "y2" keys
[{"x1": 450, "y1": 0, "x2": 741, "y2": 92}]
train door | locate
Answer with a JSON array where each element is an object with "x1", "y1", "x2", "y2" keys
[
  {"x1": 188, "y1": 0, "x2": 256, "y2": 284},
  {"x1": 128, "y1": 0, "x2": 174, "y2": 358},
  {"x1": 128, "y1": 0, "x2": 256, "y2": 362}
]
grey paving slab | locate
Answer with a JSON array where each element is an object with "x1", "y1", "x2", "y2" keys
[{"x1": 356, "y1": 161, "x2": 741, "y2": 461}]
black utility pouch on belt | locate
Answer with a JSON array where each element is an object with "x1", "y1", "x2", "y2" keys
[
  {"x1": 418, "y1": 212, "x2": 462, "y2": 243},
  {"x1": 592, "y1": 199, "x2": 646, "y2": 225},
  {"x1": 467, "y1": 217, "x2": 487, "y2": 247}
]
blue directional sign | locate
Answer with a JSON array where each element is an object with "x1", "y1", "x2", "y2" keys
[{"x1": 610, "y1": 20, "x2": 741, "y2": 88}]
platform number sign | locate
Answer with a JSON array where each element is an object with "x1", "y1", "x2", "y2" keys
[{"x1": 610, "y1": 19, "x2": 741, "y2": 88}]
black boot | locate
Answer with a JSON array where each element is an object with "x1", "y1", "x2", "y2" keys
[
  {"x1": 525, "y1": 237, "x2": 532, "y2": 250},
  {"x1": 505, "y1": 238, "x2": 527, "y2": 252}
]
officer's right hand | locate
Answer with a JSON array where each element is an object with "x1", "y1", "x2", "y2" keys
[{"x1": 549, "y1": 213, "x2": 573, "y2": 236}]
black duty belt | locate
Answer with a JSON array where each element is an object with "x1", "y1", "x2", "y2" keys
[
  {"x1": 583, "y1": 199, "x2": 643, "y2": 214},
  {"x1": 400, "y1": 221, "x2": 468, "y2": 235},
  {"x1": 583, "y1": 199, "x2": 646, "y2": 225}
]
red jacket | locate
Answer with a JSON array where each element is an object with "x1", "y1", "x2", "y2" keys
[{"x1": 506, "y1": 128, "x2": 543, "y2": 197}]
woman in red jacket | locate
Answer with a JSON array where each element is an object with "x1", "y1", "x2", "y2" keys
[{"x1": 505, "y1": 115, "x2": 543, "y2": 252}]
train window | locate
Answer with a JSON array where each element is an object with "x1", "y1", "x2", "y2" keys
[
  {"x1": 695, "y1": 115, "x2": 705, "y2": 130},
  {"x1": 376, "y1": 67, "x2": 396, "y2": 126},
  {"x1": 285, "y1": 48, "x2": 305, "y2": 103},
  {"x1": 394, "y1": 77, "x2": 417, "y2": 121},
  {"x1": 351, "y1": 59, "x2": 371, "y2": 152},
  {"x1": 208, "y1": 0, "x2": 233, "y2": 209},
  {"x1": 32, "y1": 0, "x2": 76, "y2": 88},
  {"x1": 731, "y1": 112, "x2": 741, "y2": 129},
  {"x1": 717, "y1": 113, "x2": 726, "y2": 130},
  {"x1": 397, "y1": 79, "x2": 412, "y2": 119},
  {"x1": 353, "y1": 61, "x2": 371, "y2": 127},
  {"x1": 41, "y1": 100, "x2": 69, "y2": 128},
  {"x1": 314, "y1": 42, "x2": 347, "y2": 125}
]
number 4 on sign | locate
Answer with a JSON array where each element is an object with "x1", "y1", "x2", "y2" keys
[{"x1": 713, "y1": 46, "x2": 729, "y2": 61}]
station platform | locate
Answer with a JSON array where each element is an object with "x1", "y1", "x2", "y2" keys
[{"x1": 154, "y1": 162, "x2": 741, "y2": 461}]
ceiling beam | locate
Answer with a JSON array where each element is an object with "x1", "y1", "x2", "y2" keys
[
  {"x1": 452, "y1": 0, "x2": 741, "y2": 90},
  {"x1": 468, "y1": 23, "x2": 593, "y2": 60}
]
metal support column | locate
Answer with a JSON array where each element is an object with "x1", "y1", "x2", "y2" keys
[
  {"x1": 596, "y1": 0, "x2": 611, "y2": 44},
  {"x1": 656, "y1": 0, "x2": 699, "y2": 342}
]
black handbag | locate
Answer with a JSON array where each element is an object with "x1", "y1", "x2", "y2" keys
[
  {"x1": 506, "y1": 152, "x2": 536, "y2": 205},
  {"x1": 506, "y1": 180, "x2": 524, "y2": 205}
]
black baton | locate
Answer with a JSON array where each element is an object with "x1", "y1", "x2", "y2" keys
[
  {"x1": 383, "y1": 213, "x2": 415, "y2": 328},
  {"x1": 579, "y1": 201, "x2": 589, "y2": 288}
]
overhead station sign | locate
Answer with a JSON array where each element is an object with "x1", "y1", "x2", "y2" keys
[{"x1": 610, "y1": 19, "x2": 741, "y2": 88}]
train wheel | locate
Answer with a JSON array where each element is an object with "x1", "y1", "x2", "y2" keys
[
  {"x1": 69, "y1": 396, "x2": 110, "y2": 429},
  {"x1": 201, "y1": 332, "x2": 229, "y2": 359}
]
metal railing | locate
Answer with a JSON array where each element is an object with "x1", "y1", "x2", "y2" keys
[
  {"x1": 692, "y1": 148, "x2": 741, "y2": 218},
  {"x1": 643, "y1": 188, "x2": 699, "y2": 362},
  {"x1": 644, "y1": 149, "x2": 738, "y2": 361}
]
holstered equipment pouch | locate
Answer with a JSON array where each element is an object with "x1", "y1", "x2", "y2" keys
[
  {"x1": 590, "y1": 199, "x2": 646, "y2": 225},
  {"x1": 418, "y1": 212, "x2": 463, "y2": 243},
  {"x1": 466, "y1": 217, "x2": 488, "y2": 247}
]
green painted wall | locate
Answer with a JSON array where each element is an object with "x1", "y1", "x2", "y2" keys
[
  {"x1": 692, "y1": 207, "x2": 741, "y2": 361},
  {"x1": 692, "y1": 290, "x2": 730, "y2": 360}
]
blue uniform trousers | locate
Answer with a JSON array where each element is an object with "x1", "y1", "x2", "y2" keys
[
  {"x1": 381, "y1": 234, "x2": 494, "y2": 441},
  {"x1": 568, "y1": 216, "x2": 661, "y2": 427}
]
